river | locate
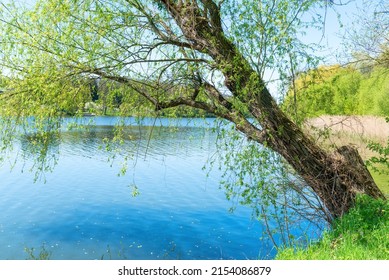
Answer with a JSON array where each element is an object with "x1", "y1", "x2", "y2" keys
[{"x1": 0, "y1": 116, "x2": 316, "y2": 260}]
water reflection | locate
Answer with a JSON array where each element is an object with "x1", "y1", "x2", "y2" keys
[
  {"x1": 0, "y1": 117, "x2": 273, "y2": 259},
  {"x1": 1, "y1": 117, "x2": 324, "y2": 259},
  {"x1": 16, "y1": 119, "x2": 216, "y2": 177},
  {"x1": 59, "y1": 125, "x2": 215, "y2": 158}
]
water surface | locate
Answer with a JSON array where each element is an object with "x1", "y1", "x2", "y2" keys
[{"x1": 0, "y1": 117, "x2": 274, "y2": 259}]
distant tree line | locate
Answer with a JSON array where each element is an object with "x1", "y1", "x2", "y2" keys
[
  {"x1": 85, "y1": 77, "x2": 211, "y2": 117},
  {"x1": 282, "y1": 64, "x2": 389, "y2": 123},
  {"x1": 0, "y1": 74, "x2": 210, "y2": 117}
]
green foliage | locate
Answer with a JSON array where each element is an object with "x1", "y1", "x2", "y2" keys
[
  {"x1": 0, "y1": 0, "x2": 329, "y2": 122},
  {"x1": 356, "y1": 68, "x2": 389, "y2": 116},
  {"x1": 130, "y1": 184, "x2": 140, "y2": 197},
  {"x1": 0, "y1": 0, "x2": 328, "y2": 173},
  {"x1": 282, "y1": 65, "x2": 389, "y2": 122},
  {"x1": 370, "y1": 169, "x2": 389, "y2": 196},
  {"x1": 276, "y1": 195, "x2": 389, "y2": 259},
  {"x1": 224, "y1": 0, "x2": 323, "y2": 77}
]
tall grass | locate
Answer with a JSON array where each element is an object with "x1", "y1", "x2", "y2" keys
[
  {"x1": 306, "y1": 115, "x2": 389, "y2": 195},
  {"x1": 276, "y1": 195, "x2": 389, "y2": 260}
]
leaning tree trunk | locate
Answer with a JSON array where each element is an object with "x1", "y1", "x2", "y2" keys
[
  {"x1": 220, "y1": 54, "x2": 387, "y2": 218},
  {"x1": 237, "y1": 78, "x2": 385, "y2": 219},
  {"x1": 228, "y1": 60, "x2": 386, "y2": 219},
  {"x1": 158, "y1": 0, "x2": 386, "y2": 219},
  {"x1": 248, "y1": 98, "x2": 387, "y2": 219}
]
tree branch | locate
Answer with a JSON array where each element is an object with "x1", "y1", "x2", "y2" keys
[
  {"x1": 155, "y1": 95, "x2": 215, "y2": 113},
  {"x1": 200, "y1": 0, "x2": 223, "y2": 32},
  {"x1": 89, "y1": 69, "x2": 159, "y2": 105},
  {"x1": 203, "y1": 81, "x2": 232, "y2": 111}
]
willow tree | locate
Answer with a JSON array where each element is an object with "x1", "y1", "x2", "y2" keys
[{"x1": 0, "y1": 0, "x2": 386, "y2": 220}]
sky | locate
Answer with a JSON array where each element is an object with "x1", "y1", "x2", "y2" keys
[
  {"x1": 299, "y1": 0, "x2": 370, "y2": 65},
  {"x1": 268, "y1": 0, "x2": 372, "y2": 96}
]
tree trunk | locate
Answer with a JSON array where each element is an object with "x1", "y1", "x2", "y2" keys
[
  {"x1": 251, "y1": 104, "x2": 387, "y2": 219},
  {"x1": 228, "y1": 61, "x2": 386, "y2": 219},
  {"x1": 232, "y1": 73, "x2": 386, "y2": 219},
  {"x1": 158, "y1": 0, "x2": 387, "y2": 219}
]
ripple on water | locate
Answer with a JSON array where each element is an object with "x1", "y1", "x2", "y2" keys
[{"x1": 0, "y1": 117, "x2": 275, "y2": 260}]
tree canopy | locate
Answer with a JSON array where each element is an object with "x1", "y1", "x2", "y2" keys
[{"x1": 0, "y1": 0, "x2": 324, "y2": 118}]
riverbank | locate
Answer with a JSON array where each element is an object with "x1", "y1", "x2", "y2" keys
[
  {"x1": 277, "y1": 116, "x2": 389, "y2": 260},
  {"x1": 276, "y1": 194, "x2": 389, "y2": 259},
  {"x1": 305, "y1": 115, "x2": 389, "y2": 195}
]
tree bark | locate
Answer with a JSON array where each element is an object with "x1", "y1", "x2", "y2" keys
[{"x1": 156, "y1": 0, "x2": 386, "y2": 219}]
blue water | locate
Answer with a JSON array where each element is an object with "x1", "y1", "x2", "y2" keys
[{"x1": 0, "y1": 117, "x2": 275, "y2": 260}]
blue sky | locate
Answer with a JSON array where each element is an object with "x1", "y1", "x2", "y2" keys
[{"x1": 300, "y1": 0, "x2": 369, "y2": 65}]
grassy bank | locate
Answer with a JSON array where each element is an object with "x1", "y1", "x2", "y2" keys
[
  {"x1": 277, "y1": 116, "x2": 389, "y2": 260},
  {"x1": 276, "y1": 195, "x2": 389, "y2": 260}
]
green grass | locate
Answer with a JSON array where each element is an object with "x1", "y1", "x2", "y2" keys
[
  {"x1": 276, "y1": 195, "x2": 389, "y2": 260},
  {"x1": 370, "y1": 168, "x2": 389, "y2": 196}
]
